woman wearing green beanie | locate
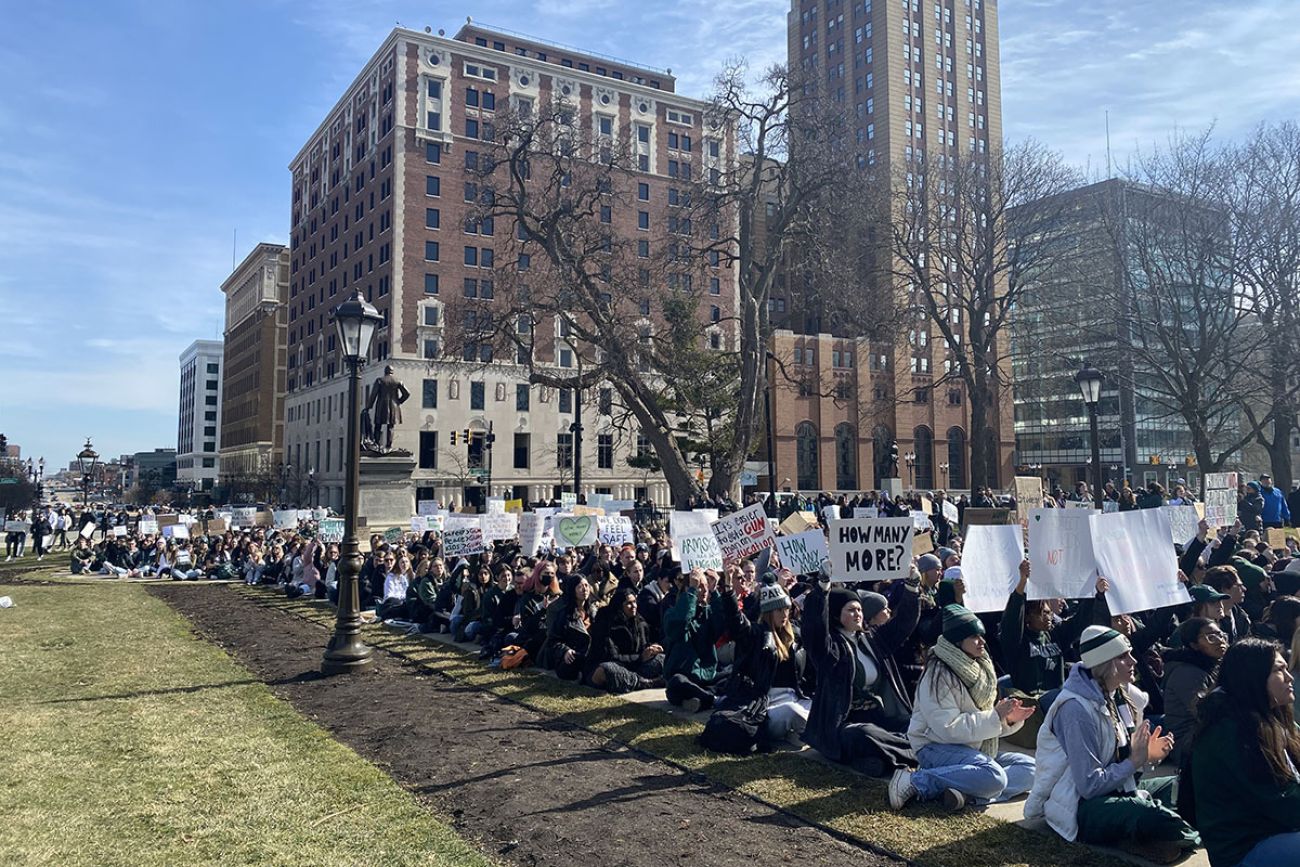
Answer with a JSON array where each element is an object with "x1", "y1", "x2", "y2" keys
[{"x1": 889, "y1": 605, "x2": 1036, "y2": 811}]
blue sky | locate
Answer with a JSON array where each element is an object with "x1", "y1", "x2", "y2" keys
[{"x1": 3, "y1": 0, "x2": 1298, "y2": 473}]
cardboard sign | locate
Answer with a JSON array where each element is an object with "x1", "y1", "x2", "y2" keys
[
  {"x1": 319, "y1": 518, "x2": 345, "y2": 544},
  {"x1": 482, "y1": 511, "x2": 519, "y2": 542},
  {"x1": 962, "y1": 508, "x2": 1012, "y2": 531},
  {"x1": 111, "y1": 526, "x2": 127, "y2": 538},
  {"x1": 1063, "y1": 500, "x2": 1097, "y2": 511},
  {"x1": 1091, "y1": 508, "x2": 1190, "y2": 615},
  {"x1": 920, "y1": 495, "x2": 934, "y2": 516},
  {"x1": 253, "y1": 510, "x2": 274, "y2": 527},
  {"x1": 139, "y1": 519, "x2": 159, "y2": 536},
  {"x1": 519, "y1": 513, "x2": 546, "y2": 556},
  {"x1": 1162, "y1": 505, "x2": 1200, "y2": 546},
  {"x1": 779, "y1": 510, "x2": 818, "y2": 537},
  {"x1": 572, "y1": 504, "x2": 605, "y2": 517},
  {"x1": 163, "y1": 524, "x2": 190, "y2": 540},
  {"x1": 560, "y1": 492, "x2": 578, "y2": 510},
  {"x1": 776, "y1": 529, "x2": 829, "y2": 575},
  {"x1": 960, "y1": 524, "x2": 1026, "y2": 613},
  {"x1": 383, "y1": 527, "x2": 404, "y2": 545},
  {"x1": 942, "y1": 500, "x2": 960, "y2": 523},
  {"x1": 597, "y1": 515, "x2": 635, "y2": 546},
  {"x1": 1014, "y1": 477, "x2": 1044, "y2": 511},
  {"x1": 826, "y1": 518, "x2": 914, "y2": 583},
  {"x1": 410, "y1": 515, "x2": 427, "y2": 533},
  {"x1": 853, "y1": 506, "x2": 879, "y2": 519},
  {"x1": 554, "y1": 514, "x2": 598, "y2": 548},
  {"x1": 678, "y1": 533, "x2": 724, "y2": 573},
  {"x1": 157, "y1": 513, "x2": 180, "y2": 528},
  {"x1": 911, "y1": 510, "x2": 932, "y2": 531},
  {"x1": 207, "y1": 518, "x2": 227, "y2": 535},
  {"x1": 417, "y1": 500, "x2": 439, "y2": 516},
  {"x1": 822, "y1": 504, "x2": 841, "y2": 522},
  {"x1": 443, "y1": 520, "x2": 485, "y2": 556},
  {"x1": 1026, "y1": 509, "x2": 1098, "y2": 602},
  {"x1": 273, "y1": 510, "x2": 299, "y2": 530},
  {"x1": 504, "y1": 499, "x2": 524, "y2": 514},
  {"x1": 1267, "y1": 528, "x2": 1290, "y2": 549},
  {"x1": 913, "y1": 533, "x2": 935, "y2": 555},
  {"x1": 486, "y1": 497, "x2": 505, "y2": 515},
  {"x1": 711, "y1": 502, "x2": 776, "y2": 562},
  {"x1": 1204, "y1": 472, "x2": 1238, "y2": 527}
]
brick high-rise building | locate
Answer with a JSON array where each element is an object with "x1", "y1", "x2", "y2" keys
[
  {"x1": 219, "y1": 243, "x2": 289, "y2": 492},
  {"x1": 768, "y1": 0, "x2": 1012, "y2": 493},
  {"x1": 284, "y1": 22, "x2": 732, "y2": 510}
]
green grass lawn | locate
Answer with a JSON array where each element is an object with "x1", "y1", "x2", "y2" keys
[{"x1": 0, "y1": 579, "x2": 495, "y2": 867}]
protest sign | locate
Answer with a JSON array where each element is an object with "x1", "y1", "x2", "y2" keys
[
  {"x1": 207, "y1": 518, "x2": 227, "y2": 535},
  {"x1": 588, "y1": 493, "x2": 613, "y2": 511},
  {"x1": 138, "y1": 518, "x2": 159, "y2": 536},
  {"x1": 79, "y1": 522, "x2": 95, "y2": 539},
  {"x1": 5, "y1": 520, "x2": 31, "y2": 534},
  {"x1": 711, "y1": 503, "x2": 776, "y2": 562},
  {"x1": 1090, "y1": 508, "x2": 1190, "y2": 615},
  {"x1": 826, "y1": 518, "x2": 914, "y2": 583},
  {"x1": 1063, "y1": 500, "x2": 1097, "y2": 511},
  {"x1": 776, "y1": 530, "x2": 829, "y2": 576},
  {"x1": 822, "y1": 504, "x2": 841, "y2": 523},
  {"x1": 443, "y1": 517, "x2": 485, "y2": 556},
  {"x1": 1103, "y1": 501, "x2": 1120, "y2": 514},
  {"x1": 273, "y1": 509, "x2": 298, "y2": 530},
  {"x1": 1014, "y1": 477, "x2": 1044, "y2": 511},
  {"x1": 1026, "y1": 509, "x2": 1098, "y2": 602},
  {"x1": 554, "y1": 514, "x2": 598, "y2": 549},
  {"x1": 671, "y1": 510, "x2": 715, "y2": 558},
  {"x1": 1163, "y1": 505, "x2": 1200, "y2": 546},
  {"x1": 911, "y1": 510, "x2": 932, "y2": 531},
  {"x1": 606, "y1": 500, "x2": 636, "y2": 514},
  {"x1": 913, "y1": 532, "x2": 935, "y2": 556},
  {"x1": 410, "y1": 515, "x2": 427, "y2": 533},
  {"x1": 482, "y1": 511, "x2": 519, "y2": 542},
  {"x1": 111, "y1": 525, "x2": 127, "y2": 538},
  {"x1": 312, "y1": 508, "x2": 328, "y2": 522},
  {"x1": 163, "y1": 524, "x2": 190, "y2": 540},
  {"x1": 175, "y1": 549, "x2": 192, "y2": 566},
  {"x1": 779, "y1": 510, "x2": 818, "y2": 536},
  {"x1": 560, "y1": 492, "x2": 578, "y2": 510},
  {"x1": 504, "y1": 499, "x2": 524, "y2": 514},
  {"x1": 597, "y1": 515, "x2": 635, "y2": 546},
  {"x1": 1268, "y1": 528, "x2": 1290, "y2": 550},
  {"x1": 960, "y1": 524, "x2": 1026, "y2": 613},
  {"x1": 942, "y1": 500, "x2": 960, "y2": 524},
  {"x1": 678, "y1": 533, "x2": 724, "y2": 573},
  {"x1": 231, "y1": 507, "x2": 257, "y2": 528},
  {"x1": 179, "y1": 513, "x2": 197, "y2": 526},
  {"x1": 486, "y1": 497, "x2": 505, "y2": 515},
  {"x1": 519, "y1": 513, "x2": 546, "y2": 555},
  {"x1": 572, "y1": 504, "x2": 605, "y2": 517},
  {"x1": 417, "y1": 500, "x2": 438, "y2": 516},
  {"x1": 853, "y1": 506, "x2": 879, "y2": 519},
  {"x1": 962, "y1": 508, "x2": 1012, "y2": 531},
  {"x1": 383, "y1": 526, "x2": 404, "y2": 545},
  {"x1": 254, "y1": 510, "x2": 274, "y2": 527},
  {"x1": 319, "y1": 518, "x2": 344, "y2": 544},
  {"x1": 1204, "y1": 472, "x2": 1238, "y2": 526},
  {"x1": 424, "y1": 514, "x2": 445, "y2": 533},
  {"x1": 157, "y1": 513, "x2": 180, "y2": 528},
  {"x1": 920, "y1": 495, "x2": 934, "y2": 516}
]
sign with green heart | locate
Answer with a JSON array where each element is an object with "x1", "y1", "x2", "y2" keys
[{"x1": 555, "y1": 514, "x2": 597, "y2": 549}]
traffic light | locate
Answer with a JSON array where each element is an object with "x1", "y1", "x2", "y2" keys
[
  {"x1": 463, "y1": 428, "x2": 471, "y2": 446},
  {"x1": 450, "y1": 431, "x2": 457, "y2": 446}
]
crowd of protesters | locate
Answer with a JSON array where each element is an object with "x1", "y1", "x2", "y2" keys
[{"x1": 8, "y1": 473, "x2": 1300, "y2": 867}]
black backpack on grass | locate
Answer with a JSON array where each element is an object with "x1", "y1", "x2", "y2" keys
[{"x1": 697, "y1": 696, "x2": 770, "y2": 755}]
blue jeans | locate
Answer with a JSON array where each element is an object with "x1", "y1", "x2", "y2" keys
[
  {"x1": 1238, "y1": 832, "x2": 1300, "y2": 867},
  {"x1": 913, "y1": 743, "x2": 1036, "y2": 804}
]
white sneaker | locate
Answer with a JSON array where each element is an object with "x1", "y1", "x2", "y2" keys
[{"x1": 888, "y1": 768, "x2": 917, "y2": 810}]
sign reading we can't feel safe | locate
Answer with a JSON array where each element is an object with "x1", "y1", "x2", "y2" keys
[{"x1": 827, "y1": 517, "x2": 914, "y2": 582}]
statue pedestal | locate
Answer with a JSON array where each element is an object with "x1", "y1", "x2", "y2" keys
[
  {"x1": 358, "y1": 454, "x2": 416, "y2": 531},
  {"x1": 881, "y1": 477, "x2": 904, "y2": 498}
]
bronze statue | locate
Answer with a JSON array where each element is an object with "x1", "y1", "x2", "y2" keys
[{"x1": 363, "y1": 365, "x2": 410, "y2": 454}]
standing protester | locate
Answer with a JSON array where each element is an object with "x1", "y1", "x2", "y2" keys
[{"x1": 1258, "y1": 474, "x2": 1291, "y2": 530}]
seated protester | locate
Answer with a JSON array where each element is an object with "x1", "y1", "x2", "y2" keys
[
  {"x1": 802, "y1": 563, "x2": 922, "y2": 777},
  {"x1": 616, "y1": 557, "x2": 645, "y2": 596},
  {"x1": 372, "y1": 552, "x2": 407, "y2": 618},
  {"x1": 585, "y1": 587, "x2": 665, "y2": 693},
  {"x1": 480, "y1": 566, "x2": 527, "y2": 658},
  {"x1": 716, "y1": 571, "x2": 813, "y2": 743},
  {"x1": 452, "y1": 566, "x2": 492, "y2": 641},
  {"x1": 1026, "y1": 626, "x2": 1200, "y2": 865},
  {"x1": 1186, "y1": 582, "x2": 1230, "y2": 626},
  {"x1": 409, "y1": 556, "x2": 447, "y2": 630},
  {"x1": 287, "y1": 539, "x2": 330, "y2": 600},
  {"x1": 170, "y1": 542, "x2": 203, "y2": 581},
  {"x1": 1252, "y1": 596, "x2": 1300, "y2": 648},
  {"x1": 541, "y1": 574, "x2": 597, "y2": 681},
  {"x1": 318, "y1": 544, "x2": 339, "y2": 602},
  {"x1": 513, "y1": 560, "x2": 560, "y2": 659},
  {"x1": 661, "y1": 568, "x2": 731, "y2": 712},
  {"x1": 636, "y1": 562, "x2": 675, "y2": 644},
  {"x1": 889, "y1": 552, "x2": 947, "y2": 696},
  {"x1": 69, "y1": 538, "x2": 94, "y2": 574},
  {"x1": 1202, "y1": 564, "x2": 1251, "y2": 644},
  {"x1": 430, "y1": 560, "x2": 468, "y2": 632},
  {"x1": 469, "y1": 566, "x2": 510, "y2": 646},
  {"x1": 1189, "y1": 639, "x2": 1300, "y2": 867},
  {"x1": 1107, "y1": 606, "x2": 1177, "y2": 717},
  {"x1": 1162, "y1": 617, "x2": 1227, "y2": 768},
  {"x1": 97, "y1": 539, "x2": 140, "y2": 578},
  {"x1": 890, "y1": 605, "x2": 1036, "y2": 812}
]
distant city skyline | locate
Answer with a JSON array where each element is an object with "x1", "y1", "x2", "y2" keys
[{"x1": 2, "y1": 0, "x2": 1297, "y2": 469}]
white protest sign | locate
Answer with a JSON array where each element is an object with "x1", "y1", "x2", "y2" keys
[
  {"x1": 443, "y1": 517, "x2": 485, "y2": 556},
  {"x1": 553, "y1": 514, "x2": 598, "y2": 549},
  {"x1": 1090, "y1": 508, "x2": 1190, "y2": 615},
  {"x1": 417, "y1": 500, "x2": 438, "y2": 516},
  {"x1": 959, "y1": 524, "x2": 1026, "y2": 613},
  {"x1": 319, "y1": 518, "x2": 344, "y2": 544},
  {"x1": 711, "y1": 502, "x2": 776, "y2": 562},
  {"x1": 112, "y1": 526, "x2": 127, "y2": 538},
  {"x1": 597, "y1": 515, "x2": 635, "y2": 546},
  {"x1": 1103, "y1": 501, "x2": 1119, "y2": 514},
  {"x1": 482, "y1": 511, "x2": 519, "y2": 542},
  {"x1": 942, "y1": 500, "x2": 960, "y2": 524},
  {"x1": 822, "y1": 504, "x2": 841, "y2": 523},
  {"x1": 588, "y1": 493, "x2": 613, "y2": 511},
  {"x1": 678, "y1": 533, "x2": 724, "y2": 573},
  {"x1": 1163, "y1": 505, "x2": 1200, "y2": 546},
  {"x1": 163, "y1": 524, "x2": 190, "y2": 540},
  {"x1": 5, "y1": 521, "x2": 31, "y2": 534},
  {"x1": 1204, "y1": 472, "x2": 1238, "y2": 526},
  {"x1": 519, "y1": 513, "x2": 546, "y2": 555},
  {"x1": 1026, "y1": 509, "x2": 1098, "y2": 602},
  {"x1": 486, "y1": 497, "x2": 506, "y2": 515},
  {"x1": 273, "y1": 509, "x2": 298, "y2": 530},
  {"x1": 139, "y1": 518, "x2": 159, "y2": 536},
  {"x1": 670, "y1": 511, "x2": 714, "y2": 559},
  {"x1": 560, "y1": 492, "x2": 578, "y2": 510},
  {"x1": 826, "y1": 518, "x2": 914, "y2": 583},
  {"x1": 424, "y1": 514, "x2": 445, "y2": 533},
  {"x1": 410, "y1": 515, "x2": 427, "y2": 533},
  {"x1": 606, "y1": 500, "x2": 636, "y2": 514},
  {"x1": 1063, "y1": 500, "x2": 1098, "y2": 511},
  {"x1": 232, "y1": 507, "x2": 257, "y2": 528},
  {"x1": 911, "y1": 510, "x2": 933, "y2": 531},
  {"x1": 853, "y1": 506, "x2": 879, "y2": 519},
  {"x1": 776, "y1": 530, "x2": 829, "y2": 576},
  {"x1": 178, "y1": 513, "x2": 197, "y2": 526},
  {"x1": 79, "y1": 523, "x2": 95, "y2": 539},
  {"x1": 175, "y1": 549, "x2": 192, "y2": 566}
]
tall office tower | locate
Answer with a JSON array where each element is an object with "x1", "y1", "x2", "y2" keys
[{"x1": 177, "y1": 339, "x2": 224, "y2": 491}]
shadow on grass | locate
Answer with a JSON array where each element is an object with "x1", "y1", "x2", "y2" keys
[{"x1": 40, "y1": 671, "x2": 328, "y2": 704}]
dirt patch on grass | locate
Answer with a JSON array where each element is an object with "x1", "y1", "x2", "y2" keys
[{"x1": 151, "y1": 583, "x2": 904, "y2": 867}]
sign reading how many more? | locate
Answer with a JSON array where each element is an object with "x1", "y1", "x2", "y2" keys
[{"x1": 826, "y1": 518, "x2": 914, "y2": 582}]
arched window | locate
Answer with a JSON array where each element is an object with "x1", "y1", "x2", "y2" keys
[
  {"x1": 796, "y1": 422, "x2": 820, "y2": 490},
  {"x1": 835, "y1": 423, "x2": 857, "y2": 490},
  {"x1": 947, "y1": 426, "x2": 967, "y2": 490},
  {"x1": 913, "y1": 425, "x2": 934, "y2": 490},
  {"x1": 872, "y1": 424, "x2": 894, "y2": 487}
]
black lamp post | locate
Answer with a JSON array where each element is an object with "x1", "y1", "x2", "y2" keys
[
  {"x1": 1075, "y1": 363, "x2": 1105, "y2": 510},
  {"x1": 76, "y1": 438, "x2": 99, "y2": 508},
  {"x1": 764, "y1": 350, "x2": 777, "y2": 517},
  {"x1": 321, "y1": 289, "x2": 381, "y2": 676}
]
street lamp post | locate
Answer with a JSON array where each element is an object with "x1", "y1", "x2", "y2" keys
[
  {"x1": 321, "y1": 290, "x2": 381, "y2": 676},
  {"x1": 1075, "y1": 363, "x2": 1105, "y2": 511},
  {"x1": 76, "y1": 438, "x2": 99, "y2": 508},
  {"x1": 904, "y1": 452, "x2": 917, "y2": 489}
]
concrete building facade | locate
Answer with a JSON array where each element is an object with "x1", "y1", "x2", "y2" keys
[
  {"x1": 282, "y1": 22, "x2": 733, "y2": 511},
  {"x1": 177, "y1": 339, "x2": 223, "y2": 491},
  {"x1": 219, "y1": 243, "x2": 289, "y2": 489}
]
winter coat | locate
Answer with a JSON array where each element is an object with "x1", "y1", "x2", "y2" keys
[
  {"x1": 661, "y1": 589, "x2": 727, "y2": 684},
  {"x1": 717, "y1": 589, "x2": 811, "y2": 707},
  {"x1": 1260, "y1": 485, "x2": 1291, "y2": 525},
  {"x1": 1160, "y1": 648, "x2": 1217, "y2": 766},
  {"x1": 1000, "y1": 590, "x2": 1105, "y2": 694},
  {"x1": 1239, "y1": 491, "x2": 1266, "y2": 531},
  {"x1": 541, "y1": 600, "x2": 596, "y2": 669},
  {"x1": 906, "y1": 655, "x2": 1020, "y2": 753},
  {"x1": 587, "y1": 610, "x2": 653, "y2": 672},
  {"x1": 802, "y1": 581, "x2": 921, "y2": 762}
]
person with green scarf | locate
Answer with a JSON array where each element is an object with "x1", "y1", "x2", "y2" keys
[{"x1": 889, "y1": 605, "x2": 1037, "y2": 812}]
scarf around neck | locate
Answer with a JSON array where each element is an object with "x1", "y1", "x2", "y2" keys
[{"x1": 932, "y1": 637, "x2": 1001, "y2": 754}]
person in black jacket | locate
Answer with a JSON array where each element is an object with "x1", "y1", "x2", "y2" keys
[
  {"x1": 802, "y1": 562, "x2": 921, "y2": 776},
  {"x1": 542, "y1": 573, "x2": 597, "y2": 681},
  {"x1": 585, "y1": 587, "x2": 664, "y2": 693}
]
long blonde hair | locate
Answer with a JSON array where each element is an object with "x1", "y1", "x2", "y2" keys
[{"x1": 762, "y1": 609, "x2": 796, "y2": 662}]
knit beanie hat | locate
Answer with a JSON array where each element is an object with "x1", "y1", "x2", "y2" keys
[
  {"x1": 1079, "y1": 625, "x2": 1132, "y2": 669},
  {"x1": 941, "y1": 604, "x2": 984, "y2": 645},
  {"x1": 937, "y1": 547, "x2": 958, "y2": 566},
  {"x1": 758, "y1": 574, "x2": 791, "y2": 614},
  {"x1": 828, "y1": 588, "x2": 858, "y2": 623},
  {"x1": 943, "y1": 566, "x2": 964, "y2": 583},
  {"x1": 858, "y1": 591, "x2": 889, "y2": 623},
  {"x1": 917, "y1": 553, "x2": 942, "y2": 574},
  {"x1": 936, "y1": 578, "x2": 959, "y2": 608}
]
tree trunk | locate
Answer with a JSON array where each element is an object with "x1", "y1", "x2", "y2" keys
[{"x1": 1267, "y1": 412, "x2": 1296, "y2": 491}]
